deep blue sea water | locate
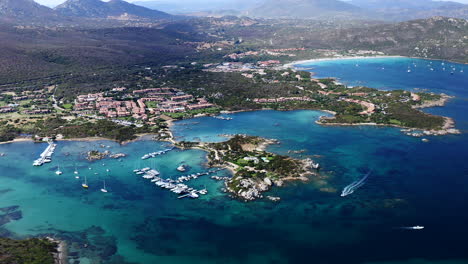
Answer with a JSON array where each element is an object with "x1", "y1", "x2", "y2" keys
[{"x1": 0, "y1": 57, "x2": 467, "y2": 264}]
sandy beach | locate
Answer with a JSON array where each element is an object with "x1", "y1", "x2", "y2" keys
[
  {"x1": 283, "y1": 55, "x2": 405, "y2": 68},
  {"x1": 0, "y1": 138, "x2": 33, "y2": 145}
]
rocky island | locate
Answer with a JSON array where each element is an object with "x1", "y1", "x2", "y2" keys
[{"x1": 178, "y1": 135, "x2": 319, "y2": 201}]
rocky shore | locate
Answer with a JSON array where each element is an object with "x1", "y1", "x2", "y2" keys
[
  {"x1": 47, "y1": 237, "x2": 67, "y2": 264},
  {"x1": 412, "y1": 93, "x2": 452, "y2": 109},
  {"x1": 316, "y1": 93, "x2": 461, "y2": 137},
  {"x1": 224, "y1": 158, "x2": 317, "y2": 201}
]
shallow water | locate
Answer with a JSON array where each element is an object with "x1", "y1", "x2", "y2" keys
[{"x1": 1, "y1": 57, "x2": 467, "y2": 264}]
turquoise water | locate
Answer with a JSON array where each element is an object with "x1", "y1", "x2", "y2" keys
[{"x1": 1, "y1": 57, "x2": 468, "y2": 263}]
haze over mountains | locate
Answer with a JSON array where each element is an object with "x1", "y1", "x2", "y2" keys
[
  {"x1": 133, "y1": 0, "x2": 263, "y2": 14},
  {"x1": 135, "y1": 0, "x2": 468, "y2": 21},
  {"x1": 350, "y1": 0, "x2": 468, "y2": 21},
  {"x1": 1, "y1": 0, "x2": 467, "y2": 22},
  {"x1": 245, "y1": 0, "x2": 363, "y2": 19}
]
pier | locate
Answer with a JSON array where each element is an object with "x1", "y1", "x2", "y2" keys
[
  {"x1": 141, "y1": 147, "x2": 174, "y2": 160},
  {"x1": 134, "y1": 167, "x2": 212, "y2": 199},
  {"x1": 33, "y1": 142, "x2": 57, "y2": 166}
]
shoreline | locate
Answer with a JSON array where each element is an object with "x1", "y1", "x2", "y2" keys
[
  {"x1": 284, "y1": 55, "x2": 468, "y2": 69},
  {"x1": 283, "y1": 55, "x2": 406, "y2": 68}
]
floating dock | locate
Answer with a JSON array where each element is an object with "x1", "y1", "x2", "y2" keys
[
  {"x1": 141, "y1": 147, "x2": 174, "y2": 160},
  {"x1": 33, "y1": 142, "x2": 57, "y2": 166},
  {"x1": 134, "y1": 167, "x2": 211, "y2": 199}
]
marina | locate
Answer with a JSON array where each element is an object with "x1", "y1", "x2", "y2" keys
[
  {"x1": 33, "y1": 141, "x2": 57, "y2": 166},
  {"x1": 133, "y1": 167, "x2": 223, "y2": 199},
  {"x1": 0, "y1": 57, "x2": 466, "y2": 264},
  {"x1": 141, "y1": 147, "x2": 174, "y2": 160}
]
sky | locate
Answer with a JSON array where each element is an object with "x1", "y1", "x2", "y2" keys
[{"x1": 34, "y1": 0, "x2": 468, "y2": 8}]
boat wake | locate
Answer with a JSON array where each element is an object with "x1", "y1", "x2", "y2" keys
[
  {"x1": 341, "y1": 171, "x2": 372, "y2": 197},
  {"x1": 397, "y1": 226, "x2": 425, "y2": 230}
]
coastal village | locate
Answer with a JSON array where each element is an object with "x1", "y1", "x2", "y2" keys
[{"x1": 72, "y1": 87, "x2": 215, "y2": 124}]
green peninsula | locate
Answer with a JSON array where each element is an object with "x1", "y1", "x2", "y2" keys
[
  {"x1": 178, "y1": 135, "x2": 318, "y2": 201},
  {"x1": 0, "y1": 237, "x2": 58, "y2": 264}
]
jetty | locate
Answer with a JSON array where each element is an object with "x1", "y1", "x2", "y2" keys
[
  {"x1": 141, "y1": 147, "x2": 174, "y2": 160},
  {"x1": 134, "y1": 167, "x2": 210, "y2": 199},
  {"x1": 213, "y1": 116, "x2": 233, "y2": 121},
  {"x1": 175, "y1": 168, "x2": 224, "y2": 183},
  {"x1": 33, "y1": 142, "x2": 57, "y2": 166}
]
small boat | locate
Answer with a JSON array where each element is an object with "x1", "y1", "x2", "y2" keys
[
  {"x1": 341, "y1": 171, "x2": 372, "y2": 197},
  {"x1": 82, "y1": 175, "x2": 89, "y2": 189},
  {"x1": 177, "y1": 165, "x2": 188, "y2": 172},
  {"x1": 400, "y1": 226, "x2": 424, "y2": 230},
  {"x1": 189, "y1": 192, "x2": 199, "y2": 198},
  {"x1": 55, "y1": 166, "x2": 63, "y2": 175},
  {"x1": 101, "y1": 180, "x2": 108, "y2": 193}
]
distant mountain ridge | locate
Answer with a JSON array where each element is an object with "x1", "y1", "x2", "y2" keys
[
  {"x1": 55, "y1": 0, "x2": 173, "y2": 19},
  {"x1": 133, "y1": 0, "x2": 263, "y2": 14},
  {"x1": 350, "y1": 0, "x2": 468, "y2": 20},
  {"x1": 350, "y1": 0, "x2": 466, "y2": 10},
  {"x1": 245, "y1": 0, "x2": 363, "y2": 19}
]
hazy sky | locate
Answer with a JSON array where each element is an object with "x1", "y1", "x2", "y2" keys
[{"x1": 35, "y1": 0, "x2": 468, "y2": 8}]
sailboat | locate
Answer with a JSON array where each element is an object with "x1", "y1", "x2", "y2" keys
[
  {"x1": 82, "y1": 175, "x2": 89, "y2": 189},
  {"x1": 101, "y1": 180, "x2": 108, "y2": 193},
  {"x1": 55, "y1": 166, "x2": 63, "y2": 175}
]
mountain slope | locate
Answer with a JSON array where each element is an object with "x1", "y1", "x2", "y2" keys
[
  {"x1": 55, "y1": 0, "x2": 173, "y2": 20},
  {"x1": 0, "y1": 0, "x2": 58, "y2": 21},
  {"x1": 0, "y1": 23, "x2": 204, "y2": 84},
  {"x1": 245, "y1": 0, "x2": 363, "y2": 19}
]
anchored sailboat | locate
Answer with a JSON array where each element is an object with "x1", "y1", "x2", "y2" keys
[
  {"x1": 55, "y1": 166, "x2": 63, "y2": 175},
  {"x1": 82, "y1": 175, "x2": 89, "y2": 189},
  {"x1": 101, "y1": 180, "x2": 108, "y2": 193}
]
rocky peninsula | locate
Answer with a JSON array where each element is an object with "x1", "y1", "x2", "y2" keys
[{"x1": 177, "y1": 135, "x2": 319, "y2": 201}]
